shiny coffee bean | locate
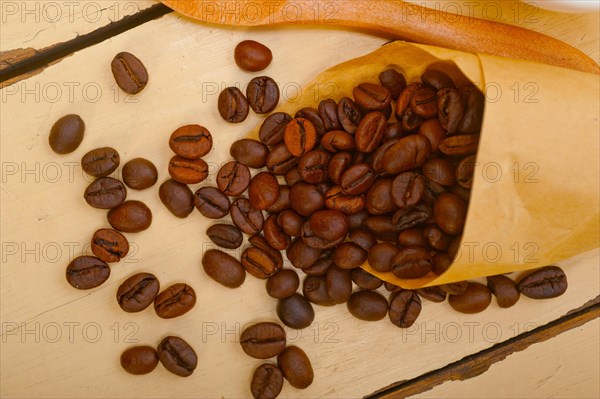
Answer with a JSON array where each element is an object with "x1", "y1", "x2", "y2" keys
[
  {"x1": 401, "y1": 108, "x2": 424, "y2": 132},
  {"x1": 448, "y1": 283, "x2": 491, "y2": 313},
  {"x1": 266, "y1": 143, "x2": 298, "y2": 175},
  {"x1": 318, "y1": 99, "x2": 341, "y2": 131},
  {"x1": 389, "y1": 290, "x2": 421, "y2": 328},
  {"x1": 487, "y1": 275, "x2": 520, "y2": 308},
  {"x1": 240, "y1": 322, "x2": 286, "y2": 359},
  {"x1": 382, "y1": 134, "x2": 431, "y2": 174},
  {"x1": 266, "y1": 185, "x2": 290, "y2": 213},
  {"x1": 341, "y1": 163, "x2": 376, "y2": 195},
  {"x1": 438, "y1": 88, "x2": 464, "y2": 133},
  {"x1": 347, "y1": 290, "x2": 389, "y2": 321},
  {"x1": 122, "y1": 158, "x2": 158, "y2": 190},
  {"x1": 277, "y1": 346, "x2": 314, "y2": 389},
  {"x1": 456, "y1": 155, "x2": 476, "y2": 188},
  {"x1": 91, "y1": 228, "x2": 129, "y2": 263},
  {"x1": 277, "y1": 293, "x2": 315, "y2": 329},
  {"x1": 370, "y1": 138, "x2": 400, "y2": 175},
  {"x1": 216, "y1": 161, "x2": 250, "y2": 196},
  {"x1": 441, "y1": 281, "x2": 469, "y2": 295},
  {"x1": 416, "y1": 286, "x2": 447, "y2": 303},
  {"x1": 81, "y1": 147, "x2": 119, "y2": 177},
  {"x1": 278, "y1": 210, "x2": 304, "y2": 237},
  {"x1": 333, "y1": 242, "x2": 367, "y2": 269},
  {"x1": 267, "y1": 269, "x2": 300, "y2": 299},
  {"x1": 518, "y1": 266, "x2": 567, "y2": 299},
  {"x1": 348, "y1": 228, "x2": 377, "y2": 251},
  {"x1": 439, "y1": 134, "x2": 479, "y2": 157},
  {"x1": 206, "y1": 224, "x2": 243, "y2": 249},
  {"x1": 251, "y1": 363, "x2": 284, "y2": 399},
  {"x1": 248, "y1": 235, "x2": 284, "y2": 267},
  {"x1": 157, "y1": 336, "x2": 197, "y2": 377},
  {"x1": 159, "y1": 179, "x2": 194, "y2": 218},
  {"x1": 422, "y1": 157, "x2": 456, "y2": 186},
  {"x1": 366, "y1": 178, "x2": 397, "y2": 215},
  {"x1": 300, "y1": 220, "x2": 345, "y2": 250},
  {"x1": 395, "y1": 82, "x2": 423, "y2": 119},
  {"x1": 169, "y1": 125, "x2": 212, "y2": 160},
  {"x1": 168, "y1": 156, "x2": 208, "y2": 184},
  {"x1": 84, "y1": 177, "x2": 126, "y2": 209},
  {"x1": 247, "y1": 76, "x2": 280, "y2": 114},
  {"x1": 457, "y1": 85, "x2": 485, "y2": 134},
  {"x1": 66, "y1": 256, "x2": 109, "y2": 289},
  {"x1": 248, "y1": 172, "x2": 279, "y2": 210},
  {"x1": 391, "y1": 246, "x2": 433, "y2": 279},
  {"x1": 323, "y1": 266, "x2": 352, "y2": 304},
  {"x1": 111, "y1": 52, "x2": 148, "y2": 94},
  {"x1": 418, "y1": 119, "x2": 446, "y2": 153},
  {"x1": 117, "y1": 272, "x2": 160, "y2": 312},
  {"x1": 363, "y1": 216, "x2": 399, "y2": 242},
  {"x1": 325, "y1": 186, "x2": 366, "y2": 215},
  {"x1": 379, "y1": 67, "x2": 407, "y2": 99},
  {"x1": 235, "y1": 40, "x2": 272, "y2": 71},
  {"x1": 284, "y1": 118, "x2": 317, "y2": 157},
  {"x1": 303, "y1": 255, "x2": 333, "y2": 276},
  {"x1": 298, "y1": 150, "x2": 330, "y2": 184},
  {"x1": 422, "y1": 69, "x2": 455, "y2": 90},
  {"x1": 410, "y1": 87, "x2": 438, "y2": 118},
  {"x1": 154, "y1": 283, "x2": 196, "y2": 319},
  {"x1": 328, "y1": 152, "x2": 352, "y2": 184},
  {"x1": 286, "y1": 238, "x2": 321, "y2": 269},
  {"x1": 202, "y1": 249, "x2": 245, "y2": 288},
  {"x1": 260, "y1": 112, "x2": 292, "y2": 146},
  {"x1": 337, "y1": 97, "x2": 362, "y2": 134},
  {"x1": 242, "y1": 246, "x2": 281, "y2": 279},
  {"x1": 218, "y1": 87, "x2": 249, "y2": 123},
  {"x1": 355, "y1": 111, "x2": 387, "y2": 153},
  {"x1": 384, "y1": 122, "x2": 403, "y2": 141},
  {"x1": 295, "y1": 107, "x2": 326, "y2": 137},
  {"x1": 423, "y1": 224, "x2": 451, "y2": 250},
  {"x1": 231, "y1": 139, "x2": 269, "y2": 169},
  {"x1": 308, "y1": 210, "x2": 349, "y2": 242},
  {"x1": 289, "y1": 182, "x2": 325, "y2": 216},
  {"x1": 321, "y1": 130, "x2": 355, "y2": 152},
  {"x1": 391, "y1": 172, "x2": 425, "y2": 208},
  {"x1": 194, "y1": 187, "x2": 230, "y2": 219},
  {"x1": 350, "y1": 268, "x2": 383, "y2": 290},
  {"x1": 230, "y1": 197, "x2": 264, "y2": 235},
  {"x1": 433, "y1": 252, "x2": 453, "y2": 275},
  {"x1": 353, "y1": 83, "x2": 392, "y2": 113},
  {"x1": 398, "y1": 228, "x2": 428, "y2": 247},
  {"x1": 120, "y1": 346, "x2": 158, "y2": 375},
  {"x1": 434, "y1": 192, "x2": 467, "y2": 234},
  {"x1": 263, "y1": 214, "x2": 290, "y2": 250},
  {"x1": 49, "y1": 114, "x2": 85, "y2": 154},
  {"x1": 107, "y1": 200, "x2": 152, "y2": 232}
]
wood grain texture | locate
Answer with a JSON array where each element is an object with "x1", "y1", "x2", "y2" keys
[{"x1": 1, "y1": 12, "x2": 599, "y2": 398}]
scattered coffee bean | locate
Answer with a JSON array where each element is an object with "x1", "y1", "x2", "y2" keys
[
  {"x1": 487, "y1": 275, "x2": 520, "y2": 307},
  {"x1": 260, "y1": 112, "x2": 292, "y2": 146},
  {"x1": 120, "y1": 346, "x2": 158, "y2": 375},
  {"x1": 107, "y1": 200, "x2": 152, "y2": 232},
  {"x1": 448, "y1": 283, "x2": 492, "y2": 313},
  {"x1": 347, "y1": 290, "x2": 389, "y2": 321},
  {"x1": 202, "y1": 249, "x2": 246, "y2": 288},
  {"x1": 518, "y1": 266, "x2": 567, "y2": 299},
  {"x1": 247, "y1": 76, "x2": 280, "y2": 114},
  {"x1": 251, "y1": 363, "x2": 284, "y2": 399},
  {"x1": 389, "y1": 290, "x2": 421, "y2": 328},
  {"x1": 122, "y1": 158, "x2": 157, "y2": 190},
  {"x1": 350, "y1": 268, "x2": 383, "y2": 290},
  {"x1": 266, "y1": 269, "x2": 300, "y2": 299},
  {"x1": 169, "y1": 125, "x2": 212, "y2": 159},
  {"x1": 91, "y1": 228, "x2": 129, "y2": 263},
  {"x1": 240, "y1": 322, "x2": 286, "y2": 359},
  {"x1": 248, "y1": 172, "x2": 279, "y2": 210},
  {"x1": 277, "y1": 346, "x2": 314, "y2": 389},
  {"x1": 66, "y1": 256, "x2": 109, "y2": 289},
  {"x1": 231, "y1": 139, "x2": 269, "y2": 168},
  {"x1": 218, "y1": 87, "x2": 250, "y2": 123},
  {"x1": 49, "y1": 114, "x2": 85, "y2": 154},
  {"x1": 416, "y1": 286, "x2": 447, "y2": 303},
  {"x1": 194, "y1": 187, "x2": 230, "y2": 219},
  {"x1": 81, "y1": 147, "x2": 119, "y2": 177},
  {"x1": 154, "y1": 283, "x2": 196, "y2": 319},
  {"x1": 217, "y1": 161, "x2": 250, "y2": 196},
  {"x1": 206, "y1": 224, "x2": 243, "y2": 249},
  {"x1": 84, "y1": 177, "x2": 127, "y2": 209},
  {"x1": 235, "y1": 40, "x2": 273, "y2": 72},
  {"x1": 157, "y1": 336, "x2": 197, "y2": 377},
  {"x1": 117, "y1": 272, "x2": 160, "y2": 312},
  {"x1": 168, "y1": 156, "x2": 208, "y2": 184},
  {"x1": 276, "y1": 293, "x2": 315, "y2": 329},
  {"x1": 242, "y1": 246, "x2": 281, "y2": 279},
  {"x1": 111, "y1": 52, "x2": 148, "y2": 94},
  {"x1": 159, "y1": 179, "x2": 194, "y2": 218}
]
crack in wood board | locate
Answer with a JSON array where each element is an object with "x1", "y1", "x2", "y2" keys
[
  {"x1": 0, "y1": 3, "x2": 172, "y2": 87},
  {"x1": 366, "y1": 299, "x2": 600, "y2": 399}
]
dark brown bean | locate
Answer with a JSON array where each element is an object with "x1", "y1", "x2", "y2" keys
[
  {"x1": 337, "y1": 97, "x2": 362, "y2": 134},
  {"x1": 487, "y1": 275, "x2": 520, "y2": 307},
  {"x1": 278, "y1": 210, "x2": 304, "y2": 237},
  {"x1": 289, "y1": 182, "x2": 325, "y2": 217},
  {"x1": 260, "y1": 112, "x2": 292, "y2": 146},
  {"x1": 251, "y1": 363, "x2": 284, "y2": 399},
  {"x1": 277, "y1": 294, "x2": 315, "y2": 329},
  {"x1": 107, "y1": 200, "x2": 152, "y2": 232},
  {"x1": 347, "y1": 290, "x2": 388, "y2": 321},
  {"x1": 248, "y1": 172, "x2": 280, "y2": 211},
  {"x1": 120, "y1": 346, "x2": 158, "y2": 375},
  {"x1": 389, "y1": 290, "x2": 421, "y2": 328},
  {"x1": 438, "y1": 88, "x2": 464, "y2": 133},
  {"x1": 384, "y1": 122, "x2": 404, "y2": 141},
  {"x1": 307, "y1": 210, "x2": 349, "y2": 242},
  {"x1": 286, "y1": 238, "x2": 321, "y2": 269},
  {"x1": 194, "y1": 187, "x2": 230, "y2": 219},
  {"x1": 340, "y1": 163, "x2": 376, "y2": 195},
  {"x1": 422, "y1": 70, "x2": 455, "y2": 90},
  {"x1": 518, "y1": 266, "x2": 568, "y2": 299},
  {"x1": 117, "y1": 272, "x2": 160, "y2": 312},
  {"x1": 247, "y1": 76, "x2": 280, "y2": 114},
  {"x1": 439, "y1": 134, "x2": 479, "y2": 157},
  {"x1": 298, "y1": 150, "x2": 330, "y2": 184},
  {"x1": 392, "y1": 204, "x2": 432, "y2": 231},
  {"x1": 350, "y1": 268, "x2": 383, "y2": 290},
  {"x1": 216, "y1": 161, "x2": 250, "y2": 196},
  {"x1": 328, "y1": 152, "x2": 352, "y2": 184},
  {"x1": 348, "y1": 228, "x2": 377, "y2": 251},
  {"x1": 235, "y1": 40, "x2": 273, "y2": 72},
  {"x1": 391, "y1": 246, "x2": 433, "y2": 279},
  {"x1": 49, "y1": 114, "x2": 85, "y2": 154},
  {"x1": 422, "y1": 158, "x2": 456, "y2": 186},
  {"x1": 81, "y1": 147, "x2": 119, "y2": 177},
  {"x1": 266, "y1": 143, "x2": 298, "y2": 175},
  {"x1": 418, "y1": 118, "x2": 446, "y2": 153},
  {"x1": 423, "y1": 224, "x2": 451, "y2": 250},
  {"x1": 456, "y1": 155, "x2": 476, "y2": 188},
  {"x1": 230, "y1": 197, "x2": 264, "y2": 235},
  {"x1": 364, "y1": 216, "x2": 398, "y2": 242},
  {"x1": 231, "y1": 139, "x2": 269, "y2": 169},
  {"x1": 241, "y1": 247, "x2": 281, "y2": 279},
  {"x1": 321, "y1": 130, "x2": 355, "y2": 152},
  {"x1": 218, "y1": 87, "x2": 249, "y2": 123},
  {"x1": 295, "y1": 107, "x2": 326, "y2": 138},
  {"x1": 355, "y1": 111, "x2": 387, "y2": 153},
  {"x1": 65, "y1": 256, "x2": 109, "y2": 289},
  {"x1": 333, "y1": 242, "x2": 367, "y2": 269},
  {"x1": 169, "y1": 124, "x2": 212, "y2": 160},
  {"x1": 382, "y1": 134, "x2": 431, "y2": 175},
  {"x1": 154, "y1": 283, "x2": 196, "y2": 319},
  {"x1": 434, "y1": 192, "x2": 467, "y2": 235},
  {"x1": 353, "y1": 83, "x2": 392, "y2": 113},
  {"x1": 157, "y1": 336, "x2": 197, "y2": 377},
  {"x1": 457, "y1": 84, "x2": 485, "y2": 134},
  {"x1": 325, "y1": 186, "x2": 366, "y2": 215},
  {"x1": 206, "y1": 224, "x2": 243, "y2": 249},
  {"x1": 398, "y1": 228, "x2": 428, "y2": 247},
  {"x1": 366, "y1": 178, "x2": 397, "y2": 215},
  {"x1": 448, "y1": 283, "x2": 492, "y2": 313},
  {"x1": 416, "y1": 286, "x2": 447, "y2": 303},
  {"x1": 91, "y1": 228, "x2": 129, "y2": 263},
  {"x1": 266, "y1": 185, "x2": 290, "y2": 213},
  {"x1": 202, "y1": 249, "x2": 246, "y2": 288},
  {"x1": 277, "y1": 346, "x2": 314, "y2": 389},
  {"x1": 410, "y1": 87, "x2": 438, "y2": 118},
  {"x1": 248, "y1": 235, "x2": 284, "y2": 269},
  {"x1": 267, "y1": 269, "x2": 300, "y2": 299},
  {"x1": 122, "y1": 158, "x2": 158, "y2": 190},
  {"x1": 395, "y1": 82, "x2": 423, "y2": 119},
  {"x1": 391, "y1": 172, "x2": 425, "y2": 208},
  {"x1": 84, "y1": 177, "x2": 126, "y2": 209},
  {"x1": 379, "y1": 67, "x2": 407, "y2": 99},
  {"x1": 240, "y1": 322, "x2": 286, "y2": 359},
  {"x1": 263, "y1": 214, "x2": 290, "y2": 250},
  {"x1": 111, "y1": 52, "x2": 148, "y2": 94},
  {"x1": 159, "y1": 179, "x2": 194, "y2": 218},
  {"x1": 318, "y1": 99, "x2": 342, "y2": 131}
]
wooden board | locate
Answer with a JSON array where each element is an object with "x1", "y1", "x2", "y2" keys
[{"x1": 1, "y1": 4, "x2": 599, "y2": 399}]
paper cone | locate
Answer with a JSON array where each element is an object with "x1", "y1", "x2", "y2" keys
[{"x1": 247, "y1": 41, "x2": 600, "y2": 288}]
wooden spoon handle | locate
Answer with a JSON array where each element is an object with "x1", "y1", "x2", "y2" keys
[{"x1": 162, "y1": 0, "x2": 599, "y2": 74}]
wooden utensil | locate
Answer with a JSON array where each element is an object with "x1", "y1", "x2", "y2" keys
[{"x1": 161, "y1": 0, "x2": 599, "y2": 74}]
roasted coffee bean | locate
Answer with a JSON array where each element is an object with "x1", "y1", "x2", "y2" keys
[
  {"x1": 348, "y1": 228, "x2": 377, "y2": 251},
  {"x1": 111, "y1": 52, "x2": 148, "y2": 94},
  {"x1": 249, "y1": 172, "x2": 279, "y2": 210},
  {"x1": 391, "y1": 172, "x2": 425, "y2": 208},
  {"x1": 382, "y1": 134, "x2": 431, "y2": 174},
  {"x1": 457, "y1": 85, "x2": 485, "y2": 134},
  {"x1": 49, "y1": 114, "x2": 85, "y2": 154},
  {"x1": 267, "y1": 269, "x2": 300, "y2": 299},
  {"x1": 438, "y1": 88, "x2": 464, "y2": 133},
  {"x1": 379, "y1": 67, "x2": 407, "y2": 99},
  {"x1": 439, "y1": 134, "x2": 479, "y2": 157},
  {"x1": 325, "y1": 186, "x2": 366, "y2": 215},
  {"x1": 154, "y1": 283, "x2": 196, "y2": 319},
  {"x1": 248, "y1": 235, "x2": 284, "y2": 268},
  {"x1": 266, "y1": 143, "x2": 298, "y2": 175},
  {"x1": 84, "y1": 177, "x2": 126, "y2": 209},
  {"x1": 401, "y1": 107, "x2": 423, "y2": 132},
  {"x1": 286, "y1": 239, "x2": 321, "y2": 269},
  {"x1": 422, "y1": 158, "x2": 456, "y2": 186},
  {"x1": 423, "y1": 224, "x2": 451, "y2": 250},
  {"x1": 278, "y1": 210, "x2": 304, "y2": 237},
  {"x1": 518, "y1": 266, "x2": 568, "y2": 299},
  {"x1": 448, "y1": 283, "x2": 491, "y2": 313},
  {"x1": 433, "y1": 252, "x2": 453, "y2": 275},
  {"x1": 366, "y1": 178, "x2": 397, "y2": 215},
  {"x1": 410, "y1": 87, "x2": 438, "y2": 118},
  {"x1": 277, "y1": 346, "x2": 314, "y2": 389},
  {"x1": 168, "y1": 156, "x2": 208, "y2": 184},
  {"x1": 216, "y1": 161, "x2": 250, "y2": 196},
  {"x1": 263, "y1": 214, "x2": 290, "y2": 250},
  {"x1": 384, "y1": 281, "x2": 402, "y2": 293},
  {"x1": 318, "y1": 99, "x2": 341, "y2": 131},
  {"x1": 418, "y1": 119, "x2": 446, "y2": 153},
  {"x1": 91, "y1": 228, "x2": 129, "y2": 263},
  {"x1": 337, "y1": 97, "x2": 362, "y2": 134},
  {"x1": 456, "y1": 155, "x2": 476, "y2": 188},
  {"x1": 350, "y1": 268, "x2": 383, "y2": 290},
  {"x1": 117, "y1": 272, "x2": 160, "y2": 312},
  {"x1": 242, "y1": 246, "x2": 281, "y2": 279},
  {"x1": 441, "y1": 281, "x2": 469, "y2": 295},
  {"x1": 251, "y1": 363, "x2": 284, "y2": 399},
  {"x1": 107, "y1": 200, "x2": 152, "y2": 232},
  {"x1": 384, "y1": 122, "x2": 403, "y2": 141},
  {"x1": 289, "y1": 182, "x2": 325, "y2": 216},
  {"x1": 340, "y1": 164, "x2": 376, "y2": 195},
  {"x1": 395, "y1": 82, "x2": 423, "y2": 119},
  {"x1": 277, "y1": 293, "x2": 315, "y2": 329},
  {"x1": 202, "y1": 249, "x2": 246, "y2": 288},
  {"x1": 218, "y1": 87, "x2": 249, "y2": 123},
  {"x1": 81, "y1": 147, "x2": 119, "y2": 177},
  {"x1": 363, "y1": 216, "x2": 398, "y2": 242},
  {"x1": 487, "y1": 275, "x2": 520, "y2": 307},
  {"x1": 206, "y1": 224, "x2": 243, "y2": 249},
  {"x1": 260, "y1": 112, "x2": 292, "y2": 146},
  {"x1": 122, "y1": 158, "x2": 158, "y2": 190},
  {"x1": 353, "y1": 83, "x2": 392, "y2": 113},
  {"x1": 231, "y1": 139, "x2": 269, "y2": 168},
  {"x1": 321, "y1": 130, "x2": 355, "y2": 152},
  {"x1": 392, "y1": 203, "x2": 432, "y2": 231},
  {"x1": 194, "y1": 187, "x2": 230, "y2": 219},
  {"x1": 159, "y1": 179, "x2": 194, "y2": 218},
  {"x1": 416, "y1": 286, "x2": 447, "y2": 303},
  {"x1": 333, "y1": 242, "x2": 367, "y2": 269},
  {"x1": 389, "y1": 290, "x2": 421, "y2": 328},
  {"x1": 230, "y1": 197, "x2": 264, "y2": 235},
  {"x1": 307, "y1": 210, "x2": 349, "y2": 241},
  {"x1": 303, "y1": 276, "x2": 334, "y2": 306},
  {"x1": 347, "y1": 290, "x2": 389, "y2": 321},
  {"x1": 169, "y1": 125, "x2": 212, "y2": 159},
  {"x1": 240, "y1": 322, "x2": 286, "y2": 359},
  {"x1": 355, "y1": 111, "x2": 387, "y2": 153},
  {"x1": 66, "y1": 256, "x2": 109, "y2": 289},
  {"x1": 300, "y1": 220, "x2": 345, "y2": 250},
  {"x1": 120, "y1": 346, "x2": 158, "y2": 375},
  {"x1": 266, "y1": 186, "x2": 290, "y2": 213},
  {"x1": 422, "y1": 70, "x2": 455, "y2": 90},
  {"x1": 398, "y1": 228, "x2": 428, "y2": 247},
  {"x1": 328, "y1": 152, "x2": 352, "y2": 184},
  {"x1": 324, "y1": 266, "x2": 352, "y2": 304},
  {"x1": 451, "y1": 184, "x2": 473, "y2": 202},
  {"x1": 284, "y1": 118, "x2": 317, "y2": 157},
  {"x1": 247, "y1": 76, "x2": 280, "y2": 114},
  {"x1": 157, "y1": 336, "x2": 197, "y2": 377},
  {"x1": 298, "y1": 150, "x2": 330, "y2": 184},
  {"x1": 370, "y1": 138, "x2": 400, "y2": 175},
  {"x1": 235, "y1": 40, "x2": 272, "y2": 71},
  {"x1": 295, "y1": 107, "x2": 326, "y2": 137},
  {"x1": 391, "y1": 246, "x2": 433, "y2": 279},
  {"x1": 303, "y1": 255, "x2": 333, "y2": 276},
  {"x1": 434, "y1": 192, "x2": 467, "y2": 234}
]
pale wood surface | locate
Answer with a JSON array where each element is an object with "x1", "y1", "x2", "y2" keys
[{"x1": 1, "y1": 3, "x2": 599, "y2": 399}]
